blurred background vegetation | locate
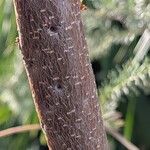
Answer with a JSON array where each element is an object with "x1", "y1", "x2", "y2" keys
[{"x1": 0, "y1": 0, "x2": 150, "y2": 149}]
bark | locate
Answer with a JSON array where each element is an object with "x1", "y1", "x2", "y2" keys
[{"x1": 13, "y1": 0, "x2": 108, "y2": 149}]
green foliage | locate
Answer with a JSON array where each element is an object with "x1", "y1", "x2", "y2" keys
[
  {"x1": 0, "y1": 0, "x2": 150, "y2": 149},
  {"x1": 82, "y1": 1, "x2": 150, "y2": 149},
  {"x1": 100, "y1": 58, "x2": 150, "y2": 111}
]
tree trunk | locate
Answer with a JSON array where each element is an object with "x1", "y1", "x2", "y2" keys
[{"x1": 13, "y1": 0, "x2": 108, "y2": 149}]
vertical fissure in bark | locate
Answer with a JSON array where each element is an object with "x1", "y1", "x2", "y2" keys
[{"x1": 13, "y1": 0, "x2": 108, "y2": 149}]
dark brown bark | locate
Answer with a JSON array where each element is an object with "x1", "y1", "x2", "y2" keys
[{"x1": 13, "y1": 0, "x2": 108, "y2": 149}]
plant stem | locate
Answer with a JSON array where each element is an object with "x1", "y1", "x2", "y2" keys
[{"x1": 13, "y1": 0, "x2": 108, "y2": 149}]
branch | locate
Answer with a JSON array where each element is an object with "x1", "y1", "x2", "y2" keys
[
  {"x1": 0, "y1": 123, "x2": 140, "y2": 150},
  {"x1": 105, "y1": 125, "x2": 139, "y2": 150},
  {"x1": 13, "y1": 0, "x2": 108, "y2": 149},
  {"x1": 0, "y1": 124, "x2": 41, "y2": 138}
]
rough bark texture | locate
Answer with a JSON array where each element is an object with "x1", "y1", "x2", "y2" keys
[{"x1": 13, "y1": 0, "x2": 108, "y2": 149}]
